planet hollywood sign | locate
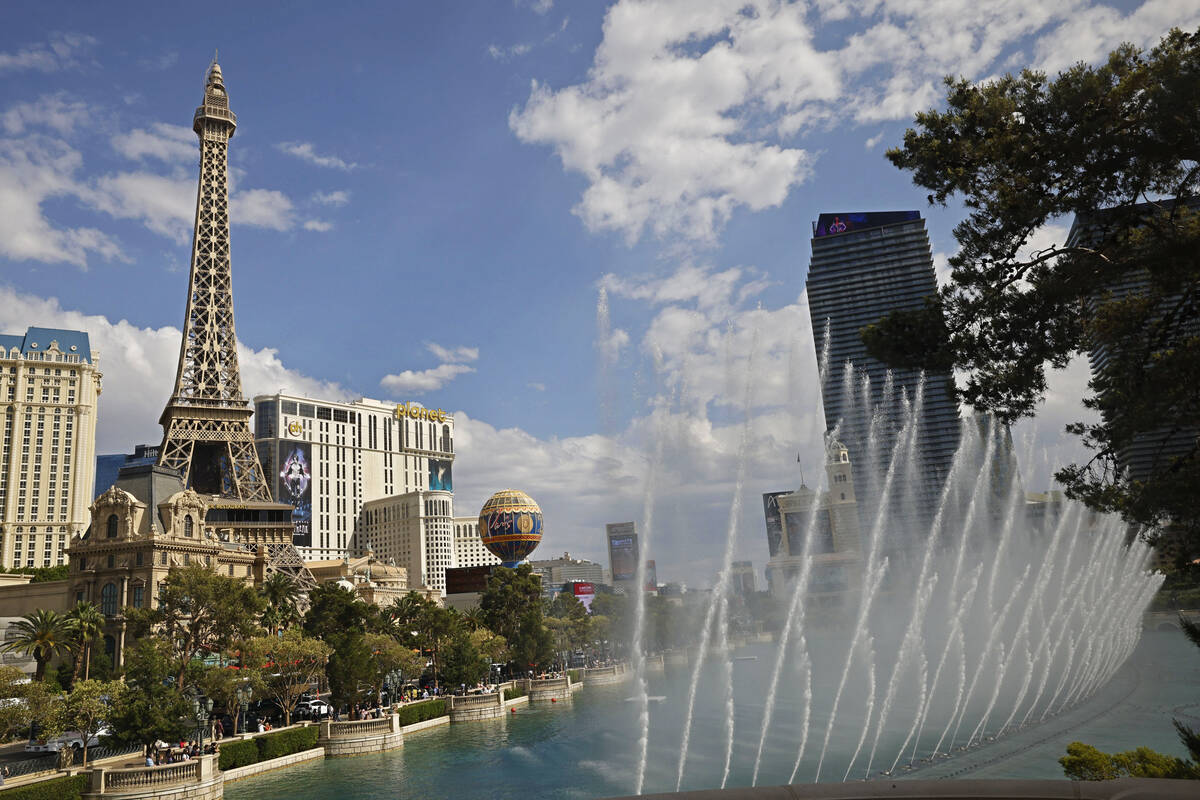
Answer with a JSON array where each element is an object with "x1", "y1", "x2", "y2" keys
[{"x1": 395, "y1": 402, "x2": 448, "y2": 423}]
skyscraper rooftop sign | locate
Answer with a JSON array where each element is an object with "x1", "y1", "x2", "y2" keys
[{"x1": 813, "y1": 210, "x2": 920, "y2": 238}]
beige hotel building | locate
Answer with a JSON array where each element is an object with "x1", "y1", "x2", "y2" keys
[{"x1": 0, "y1": 328, "x2": 102, "y2": 570}]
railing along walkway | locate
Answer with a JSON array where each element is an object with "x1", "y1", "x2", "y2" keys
[
  {"x1": 88, "y1": 753, "x2": 215, "y2": 795},
  {"x1": 323, "y1": 715, "x2": 398, "y2": 738}
]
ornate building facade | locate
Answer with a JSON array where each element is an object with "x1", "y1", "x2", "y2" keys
[
  {"x1": 765, "y1": 439, "x2": 864, "y2": 616},
  {"x1": 67, "y1": 464, "x2": 266, "y2": 669}
]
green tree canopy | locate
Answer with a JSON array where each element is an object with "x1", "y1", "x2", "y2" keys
[
  {"x1": 2, "y1": 609, "x2": 76, "y2": 681},
  {"x1": 303, "y1": 583, "x2": 384, "y2": 710},
  {"x1": 244, "y1": 630, "x2": 330, "y2": 726},
  {"x1": 868, "y1": 27, "x2": 1200, "y2": 543},
  {"x1": 197, "y1": 658, "x2": 263, "y2": 736},
  {"x1": 125, "y1": 564, "x2": 265, "y2": 689},
  {"x1": 480, "y1": 565, "x2": 555, "y2": 673},
  {"x1": 258, "y1": 572, "x2": 305, "y2": 636},
  {"x1": 0, "y1": 665, "x2": 64, "y2": 742},
  {"x1": 107, "y1": 639, "x2": 191, "y2": 749},
  {"x1": 63, "y1": 679, "x2": 122, "y2": 766},
  {"x1": 440, "y1": 630, "x2": 488, "y2": 690},
  {"x1": 362, "y1": 632, "x2": 421, "y2": 704}
]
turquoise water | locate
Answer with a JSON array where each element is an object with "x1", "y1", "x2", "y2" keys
[{"x1": 226, "y1": 631, "x2": 1198, "y2": 799}]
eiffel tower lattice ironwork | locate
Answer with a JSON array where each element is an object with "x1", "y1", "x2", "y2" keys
[
  {"x1": 158, "y1": 59, "x2": 314, "y2": 592},
  {"x1": 158, "y1": 59, "x2": 267, "y2": 502}
]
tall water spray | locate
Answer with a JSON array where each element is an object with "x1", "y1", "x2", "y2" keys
[
  {"x1": 675, "y1": 326, "x2": 759, "y2": 791},
  {"x1": 657, "y1": 362, "x2": 1161, "y2": 791}
]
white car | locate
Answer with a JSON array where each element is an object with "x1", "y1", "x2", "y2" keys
[
  {"x1": 296, "y1": 700, "x2": 331, "y2": 717},
  {"x1": 25, "y1": 726, "x2": 110, "y2": 753}
]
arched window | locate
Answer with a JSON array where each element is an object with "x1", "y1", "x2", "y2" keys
[
  {"x1": 106, "y1": 514, "x2": 118, "y2": 538},
  {"x1": 184, "y1": 515, "x2": 194, "y2": 538},
  {"x1": 100, "y1": 582, "x2": 118, "y2": 615}
]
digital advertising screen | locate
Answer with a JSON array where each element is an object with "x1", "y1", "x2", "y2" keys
[
  {"x1": 277, "y1": 441, "x2": 312, "y2": 548},
  {"x1": 428, "y1": 459, "x2": 453, "y2": 492},
  {"x1": 606, "y1": 522, "x2": 638, "y2": 581},
  {"x1": 572, "y1": 581, "x2": 596, "y2": 612},
  {"x1": 813, "y1": 210, "x2": 920, "y2": 238}
]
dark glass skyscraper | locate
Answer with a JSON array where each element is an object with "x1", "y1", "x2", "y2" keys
[
  {"x1": 805, "y1": 211, "x2": 960, "y2": 554},
  {"x1": 1068, "y1": 199, "x2": 1199, "y2": 490}
]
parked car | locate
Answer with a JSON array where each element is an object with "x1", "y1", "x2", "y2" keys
[{"x1": 26, "y1": 726, "x2": 110, "y2": 753}]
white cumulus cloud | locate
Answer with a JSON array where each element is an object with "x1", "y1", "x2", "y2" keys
[
  {"x1": 311, "y1": 190, "x2": 350, "y2": 207},
  {"x1": 0, "y1": 32, "x2": 97, "y2": 73},
  {"x1": 112, "y1": 123, "x2": 196, "y2": 163},
  {"x1": 380, "y1": 363, "x2": 475, "y2": 394},
  {"x1": 276, "y1": 141, "x2": 358, "y2": 171},
  {"x1": 512, "y1": 0, "x2": 1193, "y2": 246}
]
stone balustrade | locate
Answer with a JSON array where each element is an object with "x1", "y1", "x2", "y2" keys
[
  {"x1": 85, "y1": 754, "x2": 220, "y2": 799},
  {"x1": 318, "y1": 714, "x2": 403, "y2": 757},
  {"x1": 326, "y1": 716, "x2": 394, "y2": 737},
  {"x1": 447, "y1": 691, "x2": 507, "y2": 721},
  {"x1": 526, "y1": 676, "x2": 571, "y2": 701},
  {"x1": 584, "y1": 663, "x2": 630, "y2": 685}
]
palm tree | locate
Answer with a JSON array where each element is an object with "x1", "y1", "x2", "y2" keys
[
  {"x1": 258, "y1": 573, "x2": 303, "y2": 636},
  {"x1": 461, "y1": 606, "x2": 485, "y2": 632},
  {"x1": 67, "y1": 602, "x2": 105, "y2": 681},
  {"x1": 3, "y1": 609, "x2": 76, "y2": 681}
]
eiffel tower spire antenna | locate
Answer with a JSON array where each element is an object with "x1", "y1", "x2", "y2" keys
[{"x1": 157, "y1": 57, "x2": 269, "y2": 502}]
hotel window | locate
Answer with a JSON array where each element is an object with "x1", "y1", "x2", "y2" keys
[
  {"x1": 100, "y1": 582, "x2": 117, "y2": 615},
  {"x1": 106, "y1": 514, "x2": 118, "y2": 538},
  {"x1": 184, "y1": 515, "x2": 194, "y2": 538},
  {"x1": 132, "y1": 585, "x2": 144, "y2": 609}
]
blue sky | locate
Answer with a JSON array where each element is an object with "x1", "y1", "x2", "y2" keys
[{"x1": 3, "y1": 1, "x2": 1196, "y2": 583}]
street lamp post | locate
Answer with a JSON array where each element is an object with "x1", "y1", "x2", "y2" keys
[
  {"x1": 192, "y1": 695, "x2": 214, "y2": 752},
  {"x1": 235, "y1": 686, "x2": 254, "y2": 735}
]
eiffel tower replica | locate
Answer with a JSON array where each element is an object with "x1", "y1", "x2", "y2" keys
[{"x1": 157, "y1": 57, "x2": 313, "y2": 592}]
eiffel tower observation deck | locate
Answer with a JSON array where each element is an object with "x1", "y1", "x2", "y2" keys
[{"x1": 156, "y1": 58, "x2": 313, "y2": 588}]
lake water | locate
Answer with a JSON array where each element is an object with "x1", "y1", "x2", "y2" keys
[{"x1": 225, "y1": 630, "x2": 1198, "y2": 799}]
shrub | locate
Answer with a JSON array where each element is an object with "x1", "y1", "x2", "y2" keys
[
  {"x1": 503, "y1": 682, "x2": 527, "y2": 700},
  {"x1": 396, "y1": 699, "x2": 446, "y2": 726},
  {"x1": 567, "y1": 670, "x2": 581, "y2": 684},
  {"x1": 256, "y1": 726, "x2": 319, "y2": 761},
  {"x1": 0, "y1": 775, "x2": 87, "y2": 800},
  {"x1": 218, "y1": 738, "x2": 259, "y2": 770}
]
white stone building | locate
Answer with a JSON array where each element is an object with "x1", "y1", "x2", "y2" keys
[{"x1": 452, "y1": 516, "x2": 501, "y2": 570}]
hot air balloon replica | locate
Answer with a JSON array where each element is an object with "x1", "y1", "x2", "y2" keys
[{"x1": 478, "y1": 489, "x2": 543, "y2": 568}]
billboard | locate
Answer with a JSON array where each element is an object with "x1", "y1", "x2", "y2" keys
[
  {"x1": 277, "y1": 441, "x2": 312, "y2": 548},
  {"x1": 763, "y1": 491, "x2": 789, "y2": 557},
  {"x1": 813, "y1": 210, "x2": 920, "y2": 238},
  {"x1": 446, "y1": 565, "x2": 494, "y2": 594},
  {"x1": 428, "y1": 459, "x2": 453, "y2": 492},
  {"x1": 606, "y1": 522, "x2": 638, "y2": 582},
  {"x1": 571, "y1": 581, "x2": 596, "y2": 612}
]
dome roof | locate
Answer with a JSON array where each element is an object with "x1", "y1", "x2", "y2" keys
[{"x1": 826, "y1": 437, "x2": 850, "y2": 464}]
